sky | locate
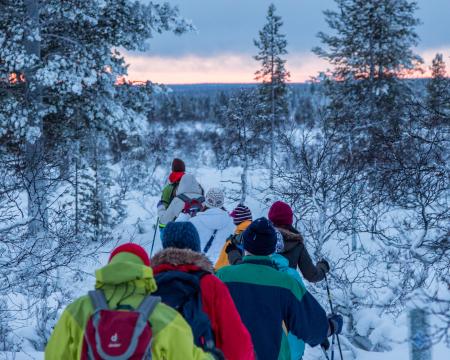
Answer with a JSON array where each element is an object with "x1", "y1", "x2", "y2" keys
[{"x1": 125, "y1": 0, "x2": 450, "y2": 84}]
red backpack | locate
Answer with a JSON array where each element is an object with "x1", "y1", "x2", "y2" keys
[
  {"x1": 177, "y1": 194, "x2": 205, "y2": 217},
  {"x1": 81, "y1": 290, "x2": 160, "y2": 360}
]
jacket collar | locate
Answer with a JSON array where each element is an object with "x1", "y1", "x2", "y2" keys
[
  {"x1": 242, "y1": 255, "x2": 276, "y2": 268},
  {"x1": 151, "y1": 248, "x2": 214, "y2": 274},
  {"x1": 276, "y1": 226, "x2": 303, "y2": 244}
]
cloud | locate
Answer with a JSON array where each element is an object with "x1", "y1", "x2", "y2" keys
[{"x1": 123, "y1": 52, "x2": 328, "y2": 84}]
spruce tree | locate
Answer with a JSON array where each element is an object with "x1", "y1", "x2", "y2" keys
[
  {"x1": 313, "y1": 0, "x2": 421, "y2": 164},
  {"x1": 427, "y1": 53, "x2": 450, "y2": 126},
  {"x1": 254, "y1": 3, "x2": 290, "y2": 187}
]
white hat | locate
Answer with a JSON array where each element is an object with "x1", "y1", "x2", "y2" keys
[{"x1": 205, "y1": 187, "x2": 224, "y2": 208}]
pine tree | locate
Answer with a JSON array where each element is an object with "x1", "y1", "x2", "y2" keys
[
  {"x1": 254, "y1": 3, "x2": 290, "y2": 187},
  {"x1": 427, "y1": 53, "x2": 450, "y2": 126},
  {"x1": 313, "y1": 0, "x2": 422, "y2": 164}
]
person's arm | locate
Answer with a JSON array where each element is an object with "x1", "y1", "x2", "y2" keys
[
  {"x1": 152, "y1": 310, "x2": 214, "y2": 360},
  {"x1": 225, "y1": 242, "x2": 244, "y2": 265},
  {"x1": 158, "y1": 197, "x2": 184, "y2": 225},
  {"x1": 296, "y1": 243, "x2": 327, "y2": 283},
  {"x1": 283, "y1": 288, "x2": 329, "y2": 347},
  {"x1": 45, "y1": 309, "x2": 80, "y2": 360},
  {"x1": 201, "y1": 275, "x2": 255, "y2": 360}
]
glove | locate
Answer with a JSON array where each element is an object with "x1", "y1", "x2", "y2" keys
[
  {"x1": 157, "y1": 200, "x2": 166, "y2": 211},
  {"x1": 225, "y1": 241, "x2": 240, "y2": 254},
  {"x1": 328, "y1": 313, "x2": 343, "y2": 336},
  {"x1": 321, "y1": 338, "x2": 330, "y2": 351},
  {"x1": 317, "y1": 259, "x2": 330, "y2": 275}
]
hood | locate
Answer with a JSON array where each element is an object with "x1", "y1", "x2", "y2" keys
[
  {"x1": 169, "y1": 171, "x2": 184, "y2": 184},
  {"x1": 177, "y1": 174, "x2": 203, "y2": 195},
  {"x1": 152, "y1": 247, "x2": 214, "y2": 273},
  {"x1": 95, "y1": 252, "x2": 157, "y2": 294},
  {"x1": 235, "y1": 219, "x2": 251, "y2": 234},
  {"x1": 196, "y1": 208, "x2": 232, "y2": 230},
  {"x1": 276, "y1": 226, "x2": 303, "y2": 252},
  {"x1": 271, "y1": 253, "x2": 289, "y2": 270}
]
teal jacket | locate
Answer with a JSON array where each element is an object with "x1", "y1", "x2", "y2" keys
[
  {"x1": 216, "y1": 256, "x2": 328, "y2": 360},
  {"x1": 272, "y1": 254, "x2": 306, "y2": 360}
]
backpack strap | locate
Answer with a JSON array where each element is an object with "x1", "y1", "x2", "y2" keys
[
  {"x1": 197, "y1": 196, "x2": 205, "y2": 203},
  {"x1": 137, "y1": 295, "x2": 161, "y2": 321},
  {"x1": 203, "y1": 229, "x2": 218, "y2": 254},
  {"x1": 177, "y1": 193, "x2": 191, "y2": 202},
  {"x1": 88, "y1": 290, "x2": 109, "y2": 311}
]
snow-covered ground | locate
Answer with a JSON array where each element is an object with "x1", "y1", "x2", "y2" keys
[{"x1": 5, "y1": 166, "x2": 449, "y2": 360}]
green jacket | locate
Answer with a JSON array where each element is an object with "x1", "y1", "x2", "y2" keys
[{"x1": 45, "y1": 252, "x2": 212, "y2": 360}]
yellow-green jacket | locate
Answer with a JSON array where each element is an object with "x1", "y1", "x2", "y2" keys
[{"x1": 45, "y1": 252, "x2": 213, "y2": 360}]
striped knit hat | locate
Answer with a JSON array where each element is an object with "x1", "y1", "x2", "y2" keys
[{"x1": 230, "y1": 204, "x2": 253, "y2": 225}]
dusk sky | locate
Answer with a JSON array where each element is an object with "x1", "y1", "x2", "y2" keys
[{"x1": 126, "y1": 0, "x2": 450, "y2": 84}]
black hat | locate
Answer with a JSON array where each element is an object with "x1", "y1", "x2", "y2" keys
[{"x1": 243, "y1": 217, "x2": 277, "y2": 256}]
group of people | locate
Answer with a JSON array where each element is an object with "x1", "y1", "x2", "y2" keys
[{"x1": 45, "y1": 158, "x2": 343, "y2": 360}]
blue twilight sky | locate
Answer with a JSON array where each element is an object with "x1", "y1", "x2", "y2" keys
[{"x1": 126, "y1": 0, "x2": 450, "y2": 84}]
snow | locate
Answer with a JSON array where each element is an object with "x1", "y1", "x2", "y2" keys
[{"x1": 0, "y1": 163, "x2": 448, "y2": 359}]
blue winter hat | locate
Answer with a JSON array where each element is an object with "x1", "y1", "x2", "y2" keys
[
  {"x1": 162, "y1": 222, "x2": 201, "y2": 252},
  {"x1": 243, "y1": 217, "x2": 277, "y2": 256}
]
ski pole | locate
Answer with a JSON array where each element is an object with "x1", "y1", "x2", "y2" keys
[
  {"x1": 321, "y1": 338, "x2": 331, "y2": 360},
  {"x1": 331, "y1": 333, "x2": 335, "y2": 360},
  {"x1": 321, "y1": 345, "x2": 330, "y2": 360},
  {"x1": 324, "y1": 273, "x2": 344, "y2": 360},
  {"x1": 150, "y1": 218, "x2": 159, "y2": 256}
]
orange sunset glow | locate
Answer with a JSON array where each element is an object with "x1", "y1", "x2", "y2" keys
[{"x1": 123, "y1": 48, "x2": 449, "y2": 84}]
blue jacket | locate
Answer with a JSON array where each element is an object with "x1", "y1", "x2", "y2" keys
[
  {"x1": 272, "y1": 254, "x2": 306, "y2": 360},
  {"x1": 216, "y1": 256, "x2": 328, "y2": 360}
]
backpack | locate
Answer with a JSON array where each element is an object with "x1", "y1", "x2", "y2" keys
[
  {"x1": 160, "y1": 183, "x2": 179, "y2": 209},
  {"x1": 153, "y1": 270, "x2": 215, "y2": 349},
  {"x1": 177, "y1": 194, "x2": 205, "y2": 217},
  {"x1": 81, "y1": 290, "x2": 160, "y2": 360}
]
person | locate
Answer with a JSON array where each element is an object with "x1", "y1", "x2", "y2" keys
[
  {"x1": 216, "y1": 218, "x2": 342, "y2": 360},
  {"x1": 157, "y1": 158, "x2": 186, "y2": 234},
  {"x1": 272, "y1": 251, "x2": 307, "y2": 360},
  {"x1": 215, "y1": 204, "x2": 252, "y2": 271},
  {"x1": 45, "y1": 243, "x2": 216, "y2": 360},
  {"x1": 158, "y1": 173, "x2": 204, "y2": 227},
  {"x1": 189, "y1": 188, "x2": 234, "y2": 259},
  {"x1": 268, "y1": 200, "x2": 330, "y2": 282},
  {"x1": 152, "y1": 221, "x2": 255, "y2": 360},
  {"x1": 160, "y1": 158, "x2": 186, "y2": 209}
]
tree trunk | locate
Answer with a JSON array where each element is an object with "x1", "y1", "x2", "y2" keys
[
  {"x1": 241, "y1": 122, "x2": 248, "y2": 204},
  {"x1": 270, "y1": 22, "x2": 276, "y2": 189},
  {"x1": 24, "y1": 0, "x2": 46, "y2": 236}
]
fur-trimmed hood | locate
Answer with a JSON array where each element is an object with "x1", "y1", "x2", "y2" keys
[
  {"x1": 151, "y1": 247, "x2": 214, "y2": 273},
  {"x1": 276, "y1": 226, "x2": 304, "y2": 252}
]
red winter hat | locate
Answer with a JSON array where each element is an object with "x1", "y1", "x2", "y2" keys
[
  {"x1": 109, "y1": 243, "x2": 151, "y2": 267},
  {"x1": 268, "y1": 201, "x2": 293, "y2": 227},
  {"x1": 172, "y1": 158, "x2": 185, "y2": 172}
]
